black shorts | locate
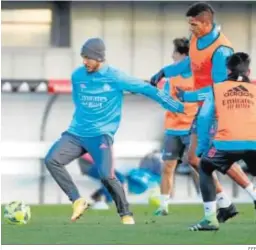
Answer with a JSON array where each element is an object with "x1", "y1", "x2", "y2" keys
[
  {"x1": 201, "y1": 146, "x2": 256, "y2": 176},
  {"x1": 162, "y1": 134, "x2": 190, "y2": 161}
]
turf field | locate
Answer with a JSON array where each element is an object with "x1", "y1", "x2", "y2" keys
[{"x1": 1, "y1": 204, "x2": 256, "y2": 245}]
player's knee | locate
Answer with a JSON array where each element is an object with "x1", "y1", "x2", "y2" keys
[
  {"x1": 44, "y1": 154, "x2": 53, "y2": 169},
  {"x1": 44, "y1": 153, "x2": 59, "y2": 169},
  {"x1": 163, "y1": 161, "x2": 176, "y2": 175},
  {"x1": 199, "y1": 158, "x2": 214, "y2": 175},
  {"x1": 100, "y1": 176, "x2": 119, "y2": 191},
  {"x1": 187, "y1": 153, "x2": 197, "y2": 168}
]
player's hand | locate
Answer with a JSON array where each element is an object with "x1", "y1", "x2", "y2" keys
[
  {"x1": 176, "y1": 87, "x2": 185, "y2": 102},
  {"x1": 150, "y1": 70, "x2": 165, "y2": 86}
]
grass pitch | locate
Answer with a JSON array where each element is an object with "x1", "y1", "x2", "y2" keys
[{"x1": 1, "y1": 204, "x2": 256, "y2": 245}]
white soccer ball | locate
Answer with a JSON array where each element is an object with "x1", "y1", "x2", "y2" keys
[{"x1": 4, "y1": 201, "x2": 31, "y2": 225}]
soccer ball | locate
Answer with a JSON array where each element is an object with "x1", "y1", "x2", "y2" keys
[
  {"x1": 4, "y1": 201, "x2": 31, "y2": 225},
  {"x1": 148, "y1": 195, "x2": 161, "y2": 208},
  {"x1": 148, "y1": 188, "x2": 161, "y2": 208}
]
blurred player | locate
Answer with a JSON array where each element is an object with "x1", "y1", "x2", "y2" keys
[
  {"x1": 154, "y1": 37, "x2": 198, "y2": 216},
  {"x1": 44, "y1": 38, "x2": 184, "y2": 224},
  {"x1": 189, "y1": 52, "x2": 256, "y2": 231},
  {"x1": 78, "y1": 153, "x2": 126, "y2": 210},
  {"x1": 150, "y1": 1, "x2": 243, "y2": 222}
]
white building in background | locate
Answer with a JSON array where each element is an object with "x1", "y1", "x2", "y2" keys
[{"x1": 2, "y1": 1, "x2": 256, "y2": 80}]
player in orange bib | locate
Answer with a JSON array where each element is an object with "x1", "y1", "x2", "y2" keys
[
  {"x1": 150, "y1": 2, "x2": 244, "y2": 222},
  {"x1": 154, "y1": 38, "x2": 198, "y2": 216},
  {"x1": 189, "y1": 52, "x2": 256, "y2": 231}
]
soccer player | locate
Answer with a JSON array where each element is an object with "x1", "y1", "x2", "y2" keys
[
  {"x1": 150, "y1": 1, "x2": 242, "y2": 223},
  {"x1": 189, "y1": 52, "x2": 256, "y2": 231},
  {"x1": 154, "y1": 37, "x2": 198, "y2": 216},
  {"x1": 44, "y1": 38, "x2": 184, "y2": 224}
]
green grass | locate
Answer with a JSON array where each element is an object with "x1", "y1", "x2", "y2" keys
[{"x1": 1, "y1": 204, "x2": 256, "y2": 245}]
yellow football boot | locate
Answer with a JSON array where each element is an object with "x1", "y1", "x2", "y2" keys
[
  {"x1": 121, "y1": 215, "x2": 135, "y2": 225},
  {"x1": 71, "y1": 198, "x2": 89, "y2": 222}
]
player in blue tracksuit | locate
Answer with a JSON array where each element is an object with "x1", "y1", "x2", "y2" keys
[{"x1": 44, "y1": 38, "x2": 184, "y2": 224}]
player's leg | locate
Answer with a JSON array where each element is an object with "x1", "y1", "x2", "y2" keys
[
  {"x1": 181, "y1": 134, "x2": 200, "y2": 195},
  {"x1": 244, "y1": 151, "x2": 256, "y2": 210},
  {"x1": 188, "y1": 123, "x2": 238, "y2": 222},
  {"x1": 189, "y1": 149, "x2": 237, "y2": 231},
  {"x1": 79, "y1": 159, "x2": 110, "y2": 209},
  {"x1": 156, "y1": 135, "x2": 183, "y2": 215},
  {"x1": 188, "y1": 133, "x2": 224, "y2": 193},
  {"x1": 216, "y1": 153, "x2": 256, "y2": 222},
  {"x1": 245, "y1": 151, "x2": 256, "y2": 177},
  {"x1": 83, "y1": 135, "x2": 134, "y2": 224},
  {"x1": 161, "y1": 160, "x2": 177, "y2": 197},
  {"x1": 92, "y1": 169, "x2": 127, "y2": 210},
  {"x1": 189, "y1": 157, "x2": 220, "y2": 231},
  {"x1": 96, "y1": 170, "x2": 127, "y2": 206},
  {"x1": 90, "y1": 187, "x2": 111, "y2": 210},
  {"x1": 82, "y1": 155, "x2": 127, "y2": 209},
  {"x1": 91, "y1": 188, "x2": 105, "y2": 202},
  {"x1": 44, "y1": 132, "x2": 88, "y2": 221},
  {"x1": 227, "y1": 151, "x2": 256, "y2": 208},
  {"x1": 187, "y1": 120, "x2": 201, "y2": 168}
]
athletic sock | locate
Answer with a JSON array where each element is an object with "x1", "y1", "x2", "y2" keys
[
  {"x1": 245, "y1": 183, "x2": 256, "y2": 201},
  {"x1": 160, "y1": 194, "x2": 169, "y2": 210},
  {"x1": 203, "y1": 201, "x2": 217, "y2": 217},
  {"x1": 216, "y1": 192, "x2": 232, "y2": 208}
]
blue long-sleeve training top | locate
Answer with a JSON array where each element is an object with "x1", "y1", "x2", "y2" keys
[
  {"x1": 67, "y1": 64, "x2": 184, "y2": 138},
  {"x1": 196, "y1": 90, "x2": 215, "y2": 156}
]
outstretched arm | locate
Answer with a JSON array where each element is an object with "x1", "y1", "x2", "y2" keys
[
  {"x1": 116, "y1": 72, "x2": 184, "y2": 113},
  {"x1": 176, "y1": 86, "x2": 212, "y2": 102},
  {"x1": 150, "y1": 57, "x2": 191, "y2": 86}
]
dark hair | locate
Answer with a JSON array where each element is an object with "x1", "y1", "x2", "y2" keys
[
  {"x1": 173, "y1": 37, "x2": 189, "y2": 56},
  {"x1": 186, "y1": 2, "x2": 215, "y2": 17},
  {"x1": 227, "y1": 52, "x2": 251, "y2": 82}
]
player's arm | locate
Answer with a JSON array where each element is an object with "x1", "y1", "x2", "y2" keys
[
  {"x1": 150, "y1": 56, "x2": 191, "y2": 86},
  {"x1": 196, "y1": 90, "x2": 215, "y2": 157},
  {"x1": 176, "y1": 86, "x2": 212, "y2": 102},
  {"x1": 212, "y1": 46, "x2": 234, "y2": 84},
  {"x1": 116, "y1": 72, "x2": 184, "y2": 113},
  {"x1": 162, "y1": 79, "x2": 170, "y2": 93},
  {"x1": 176, "y1": 46, "x2": 234, "y2": 102}
]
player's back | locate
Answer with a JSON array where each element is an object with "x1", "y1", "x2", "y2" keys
[
  {"x1": 68, "y1": 65, "x2": 124, "y2": 138},
  {"x1": 213, "y1": 80, "x2": 256, "y2": 150}
]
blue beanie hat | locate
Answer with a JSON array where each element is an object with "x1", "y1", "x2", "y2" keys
[{"x1": 80, "y1": 38, "x2": 105, "y2": 62}]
